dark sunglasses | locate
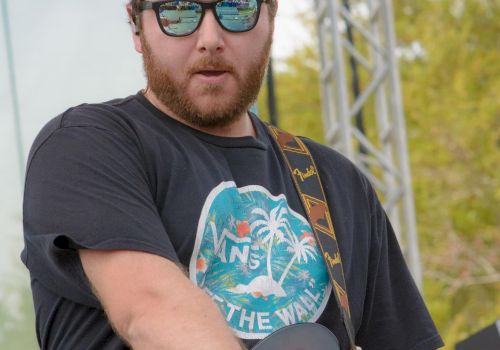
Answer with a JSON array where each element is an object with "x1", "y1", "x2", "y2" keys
[{"x1": 140, "y1": 0, "x2": 270, "y2": 37}]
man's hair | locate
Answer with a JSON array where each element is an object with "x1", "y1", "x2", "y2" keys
[{"x1": 129, "y1": 0, "x2": 278, "y2": 32}]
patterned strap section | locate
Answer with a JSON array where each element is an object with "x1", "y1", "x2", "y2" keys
[{"x1": 266, "y1": 124, "x2": 357, "y2": 350}]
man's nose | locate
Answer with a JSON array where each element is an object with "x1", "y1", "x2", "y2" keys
[{"x1": 196, "y1": 9, "x2": 225, "y2": 53}]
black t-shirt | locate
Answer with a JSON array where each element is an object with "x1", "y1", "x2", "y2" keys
[{"x1": 22, "y1": 92, "x2": 443, "y2": 350}]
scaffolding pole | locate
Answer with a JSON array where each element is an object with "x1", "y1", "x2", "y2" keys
[
  {"x1": 314, "y1": 0, "x2": 422, "y2": 288},
  {"x1": 1, "y1": 0, "x2": 25, "y2": 184}
]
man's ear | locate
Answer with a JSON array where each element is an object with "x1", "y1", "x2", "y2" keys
[
  {"x1": 130, "y1": 20, "x2": 139, "y2": 36},
  {"x1": 126, "y1": 4, "x2": 139, "y2": 35},
  {"x1": 126, "y1": 4, "x2": 143, "y2": 53}
]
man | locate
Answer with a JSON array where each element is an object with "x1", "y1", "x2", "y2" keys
[{"x1": 21, "y1": 1, "x2": 444, "y2": 349}]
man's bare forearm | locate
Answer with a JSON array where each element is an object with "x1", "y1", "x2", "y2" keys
[
  {"x1": 119, "y1": 285, "x2": 244, "y2": 350},
  {"x1": 79, "y1": 250, "x2": 246, "y2": 350}
]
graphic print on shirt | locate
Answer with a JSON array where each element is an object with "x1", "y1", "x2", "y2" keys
[{"x1": 189, "y1": 182, "x2": 331, "y2": 339}]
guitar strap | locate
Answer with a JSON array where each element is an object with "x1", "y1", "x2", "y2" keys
[{"x1": 266, "y1": 124, "x2": 357, "y2": 350}]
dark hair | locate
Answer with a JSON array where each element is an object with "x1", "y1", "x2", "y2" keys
[
  {"x1": 129, "y1": 0, "x2": 142, "y2": 30},
  {"x1": 129, "y1": 0, "x2": 278, "y2": 32}
]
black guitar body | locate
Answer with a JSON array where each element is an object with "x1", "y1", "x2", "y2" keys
[{"x1": 252, "y1": 323, "x2": 340, "y2": 350}]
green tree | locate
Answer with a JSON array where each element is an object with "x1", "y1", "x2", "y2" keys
[
  {"x1": 0, "y1": 266, "x2": 37, "y2": 350},
  {"x1": 258, "y1": 45, "x2": 324, "y2": 142},
  {"x1": 395, "y1": 0, "x2": 500, "y2": 346}
]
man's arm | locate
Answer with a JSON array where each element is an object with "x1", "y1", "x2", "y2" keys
[{"x1": 79, "y1": 249, "x2": 244, "y2": 350}]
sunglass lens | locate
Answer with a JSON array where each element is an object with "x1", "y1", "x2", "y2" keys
[
  {"x1": 158, "y1": 1, "x2": 202, "y2": 36},
  {"x1": 216, "y1": 0, "x2": 259, "y2": 32}
]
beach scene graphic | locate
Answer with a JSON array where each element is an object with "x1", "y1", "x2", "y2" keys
[{"x1": 190, "y1": 182, "x2": 331, "y2": 339}]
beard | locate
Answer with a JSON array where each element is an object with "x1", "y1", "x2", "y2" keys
[{"x1": 140, "y1": 33, "x2": 273, "y2": 129}]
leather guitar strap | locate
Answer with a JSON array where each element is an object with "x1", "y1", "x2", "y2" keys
[{"x1": 266, "y1": 124, "x2": 357, "y2": 350}]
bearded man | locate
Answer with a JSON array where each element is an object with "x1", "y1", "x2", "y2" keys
[{"x1": 22, "y1": 1, "x2": 444, "y2": 349}]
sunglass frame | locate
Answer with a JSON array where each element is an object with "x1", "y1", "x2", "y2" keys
[{"x1": 140, "y1": 0, "x2": 270, "y2": 37}]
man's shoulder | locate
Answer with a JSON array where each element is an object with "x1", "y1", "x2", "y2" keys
[
  {"x1": 58, "y1": 94, "x2": 140, "y2": 128},
  {"x1": 39, "y1": 94, "x2": 142, "y2": 136},
  {"x1": 28, "y1": 94, "x2": 143, "y2": 163},
  {"x1": 299, "y1": 136, "x2": 362, "y2": 176},
  {"x1": 255, "y1": 120, "x2": 369, "y2": 194},
  {"x1": 294, "y1": 135, "x2": 373, "y2": 200}
]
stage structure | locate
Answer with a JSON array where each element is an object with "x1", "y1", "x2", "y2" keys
[
  {"x1": 313, "y1": 0, "x2": 422, "y2": 287},
  {"x1": 1, "y1": 0, "x2": 25, "y2": 183}
]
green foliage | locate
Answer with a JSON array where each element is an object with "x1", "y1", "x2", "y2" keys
[
  {"x1": 258, "y1": 45, "x2": 325, "y2": 142},
  {"x1": 259, "y1": 0, "x2": 500, "y2": 348},
  {"x1": 0, "y1": 266, "x2": 37, "y2": 350},
  {"x1": 395, "y1": 1, "x2": 500, "y2": 347}
]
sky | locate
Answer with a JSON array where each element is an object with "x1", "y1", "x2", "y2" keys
[{"x1": 0, "y1": 1, "x2": 313, "y2": 278}]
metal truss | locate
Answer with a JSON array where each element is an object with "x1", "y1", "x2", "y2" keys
[{"x1": 314, "y1": 0, "x2": 422, "y2": 287}]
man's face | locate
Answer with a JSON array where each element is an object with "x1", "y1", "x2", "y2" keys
[{"x1": 133, "y1": 1, "x2": 274, "y2": 129}]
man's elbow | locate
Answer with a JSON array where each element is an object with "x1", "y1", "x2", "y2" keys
[{"x1": 104, "y1": 289, "x2": 169, "y2": 346}]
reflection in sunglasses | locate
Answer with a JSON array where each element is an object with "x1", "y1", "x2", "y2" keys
[{"x1": 143, "y1": 0, "x2": 264, "y2": 36}]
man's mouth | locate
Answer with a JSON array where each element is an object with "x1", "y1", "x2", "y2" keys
[
  {"x1": 197, "y1": 70, "x2": 226, "y2": 77},
  {"x1": 192, "y1": 69, "x2": 232, "y2": 85}
]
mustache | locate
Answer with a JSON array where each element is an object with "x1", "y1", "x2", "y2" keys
[{"x1": 187, "y1": 56, "x2": 236, "y2": 75}]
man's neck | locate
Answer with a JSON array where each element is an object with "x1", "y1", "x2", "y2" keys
[{"x1": 143, "y1": 89, "x2": 256, "y2": 138}]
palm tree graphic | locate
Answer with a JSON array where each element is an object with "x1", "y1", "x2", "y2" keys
[
  {"x1": 230, "y1": 205, "x2": 319, "y2": 299},
  {"x1": 278, "y1": 233, "x2": 318, "y2": 286},
  {"x1": 250, "y1": 206, "x2": 289, "y2": 280}
]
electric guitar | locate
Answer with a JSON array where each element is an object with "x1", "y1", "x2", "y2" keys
[{"x1": 252, "y1": 323, "x2": 340, "y2": 350}]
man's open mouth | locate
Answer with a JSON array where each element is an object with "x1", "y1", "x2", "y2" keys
[{"x1": 198, "y1": 70, "x2": 226, "y2": 77}]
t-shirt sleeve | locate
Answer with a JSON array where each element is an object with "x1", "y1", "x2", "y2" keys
[
  {"x1": 23, "y1": 120, "x2": 179, "y2": 308},
  {"x1": 355, "y1": 182, "x2": 444, "y2": 350}
]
